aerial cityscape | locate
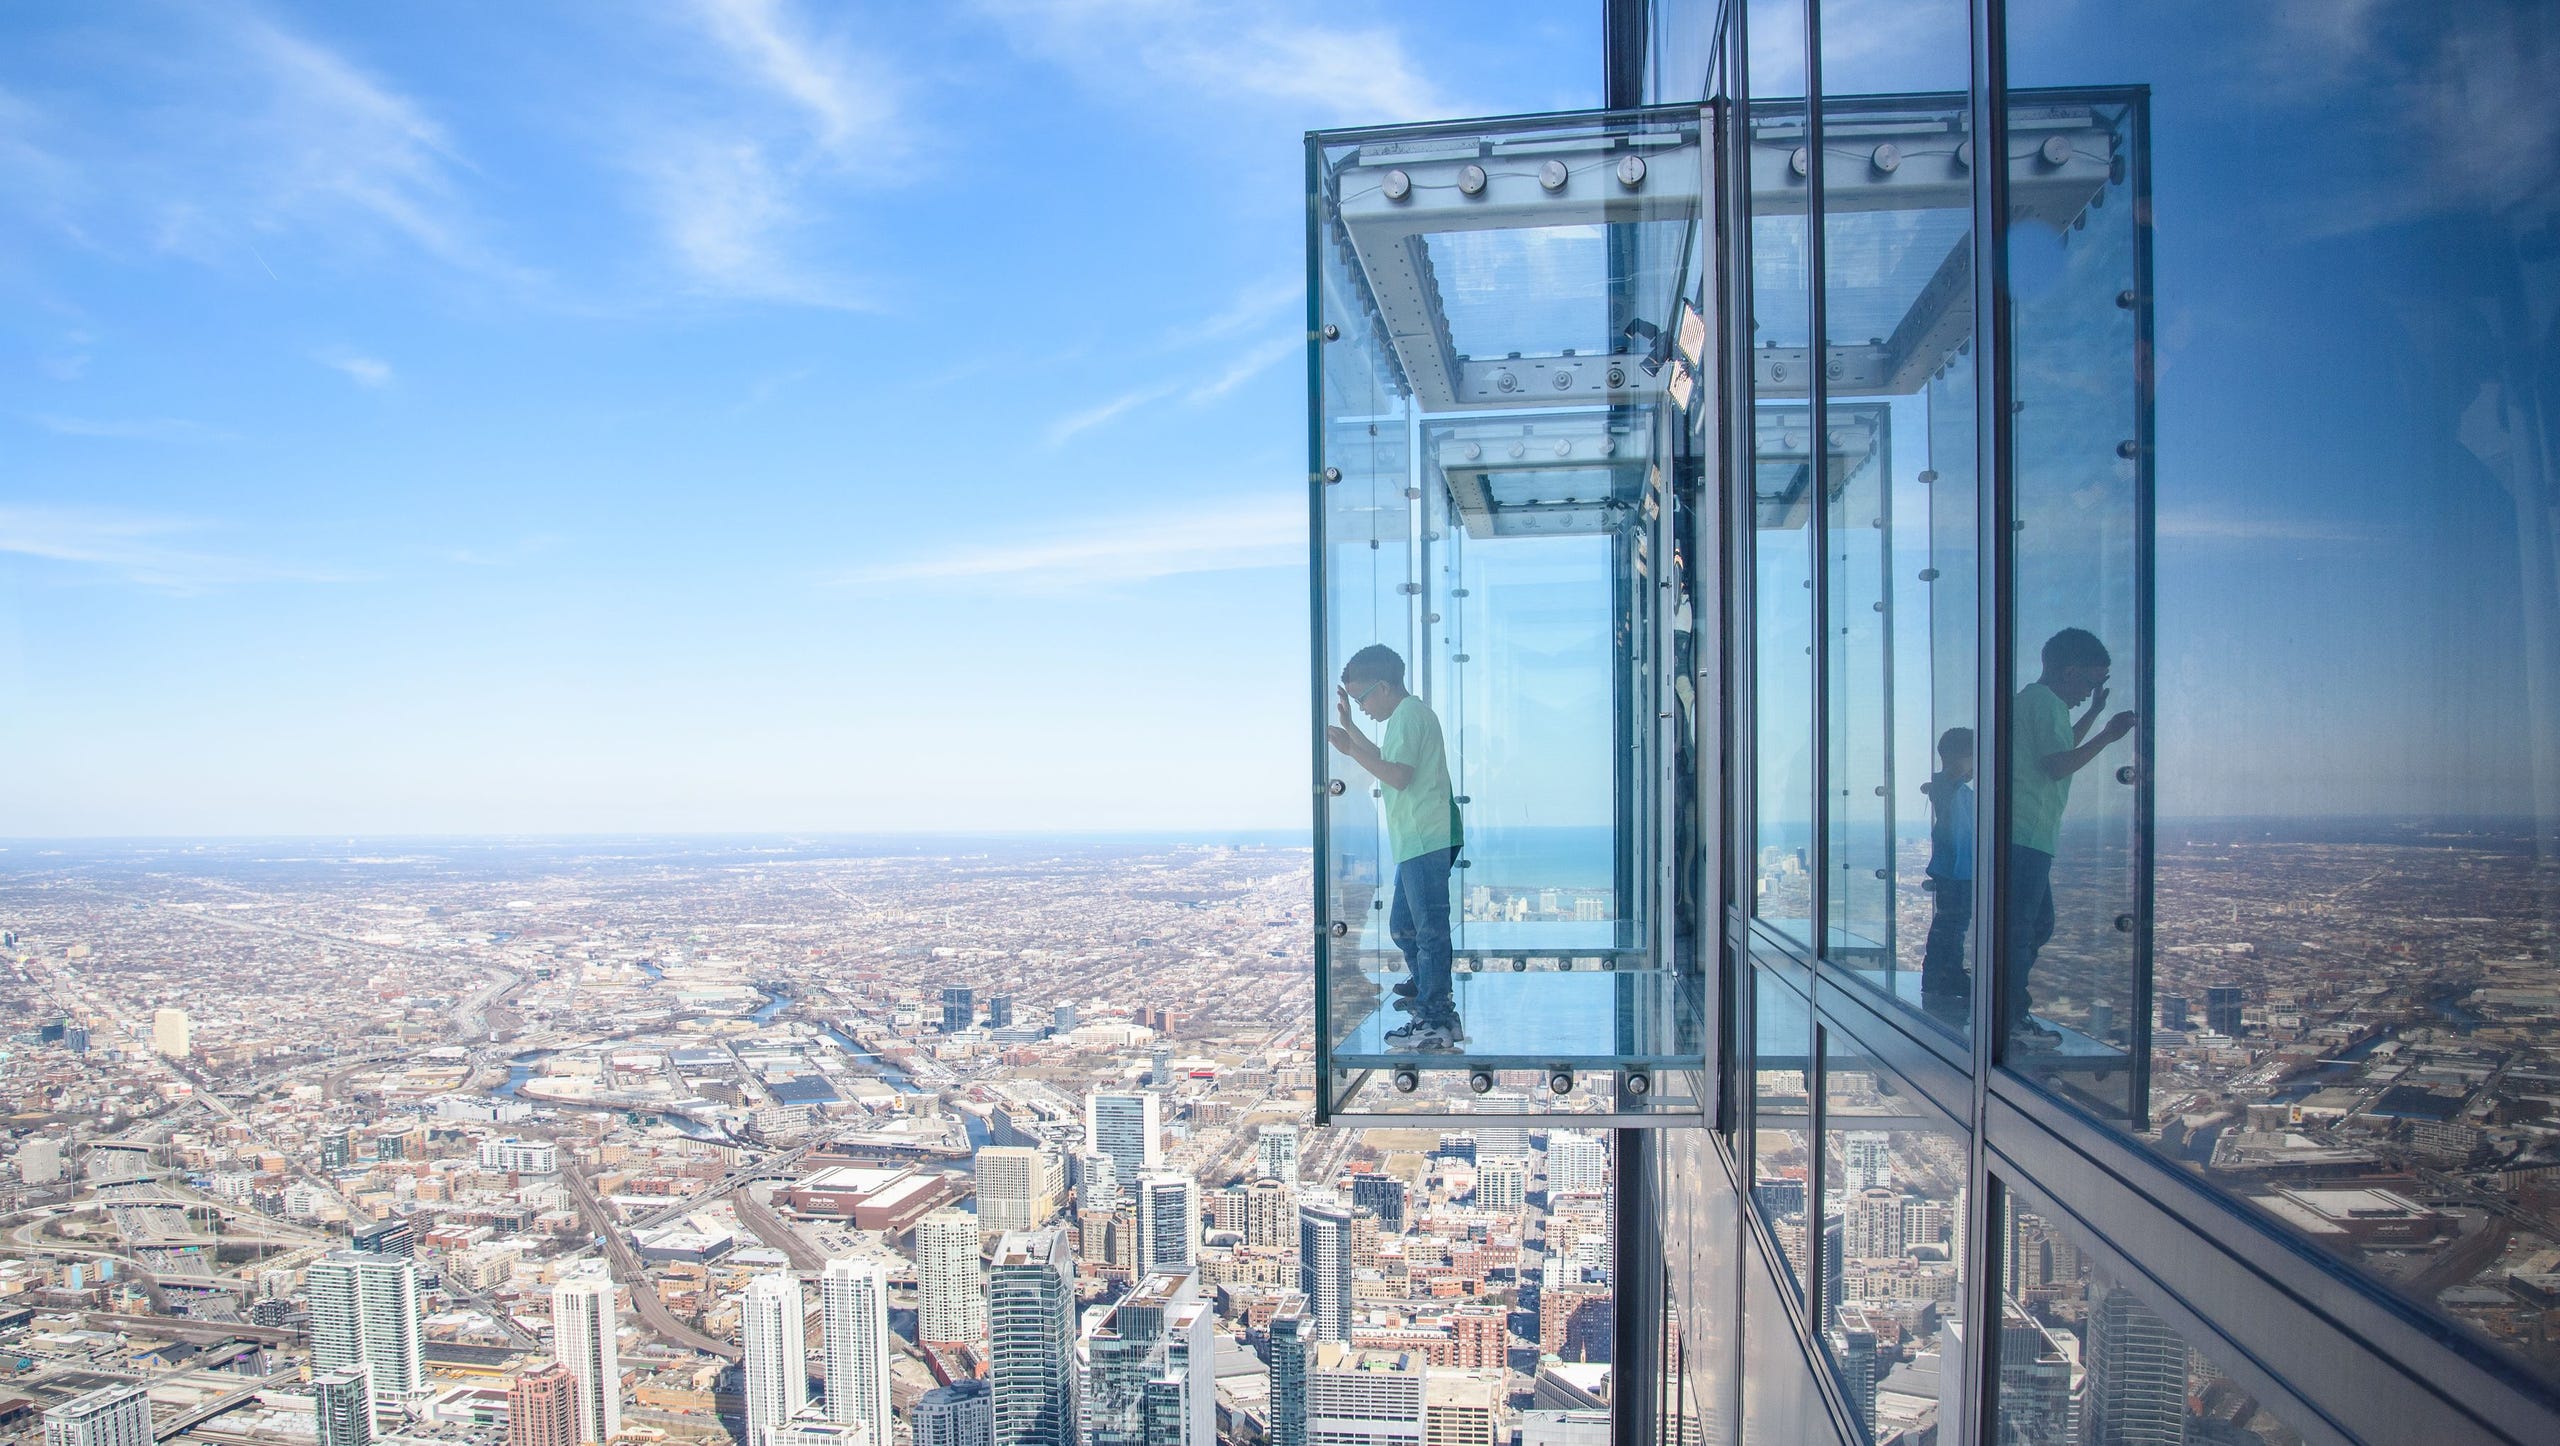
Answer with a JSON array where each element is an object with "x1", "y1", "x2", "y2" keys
[{"x1": 0, "y1": 838, "x2": 1619, "y2": 1446}]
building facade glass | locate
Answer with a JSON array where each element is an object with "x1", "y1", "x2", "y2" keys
[{"x1": 1312, "y1": 0, "x2": 2560, "y2": 1442}]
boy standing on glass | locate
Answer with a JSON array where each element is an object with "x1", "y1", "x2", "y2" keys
[
  {"x1": 2009, "y1": 628, "x2": 2137, "y2": 1050},
  {"x1": 1328, "y1": 644, "x2": 1464, "y2": 1051},
  {"x1": 1919, "y1": 726, "x2": 1975, "y2": 1025}
]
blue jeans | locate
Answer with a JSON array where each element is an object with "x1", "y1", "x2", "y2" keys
[
  {"x1": 2005, "y1": 845, "x2": 2056, "y2": 1031},
  {"x1": 1389, "y1": 848, "x2": 1458, "y2": 1022},
  {"x1": 1921, "y1": 877, "x2": 1972, "y2": 1012}
]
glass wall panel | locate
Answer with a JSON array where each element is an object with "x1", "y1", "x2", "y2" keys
[
  {"x1": 1997, "y1": 88, "x2": 2149, "y2": 1125},
  {"x1": 1820, "y1": 1033, "x2": 1966, "y2": 1445},
  {"x1": 1993, "y1": 1188, "x2": 2309, "y2": 1446},
  {"x1": 1816, "y1": 1, "x2": 1980, "y2": 1039},
  {"x1": 2005, "y1": 1, "x2": 2560, "y2": 1389},
  {"x1": 1748, "y1": 0, "x2": 1817, "y2": 944},
  {"x1": 1751, "y1": 968, "x2": 1815, "y2": 1298}
]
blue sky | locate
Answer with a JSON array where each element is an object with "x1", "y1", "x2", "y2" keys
[{"x1": 0, "y1": 1, "x2": 1596, "y2": 836}]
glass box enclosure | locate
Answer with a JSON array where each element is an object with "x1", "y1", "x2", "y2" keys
[{"x1": 1311, "y1": 108, "x2": 1714, "y2": 1124}]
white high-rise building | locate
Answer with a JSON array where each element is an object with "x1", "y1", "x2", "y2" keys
[
  {"x1": 1545, "y1": 1132, "x2": 1607, "y2": 1194},
  {"x1": 1256, "y1": 1124, "x2": 1301, "y2": 1182},
  {"x1": 820, "y1": 1259, "x2": 893, "y2": 1442},
  {"x1": 1305, "y1": 1344, "x2": 1427, "y2": 1446},
  {"x1": 150, "y1": 1007, "x2": 190, "y2": 1059},
  {"x1": 307, "y1": 1252, "x2": 423, "y2": 1424},
  {"x1": 42, "y1": 1382, "x2": 152, "y2": 1446},
  {"x1": 1082, "y1": 1271, "x2": 1216, "y2": 1446},
  {"x1": 551, "y1": 1270, "x2": 621, "y2": 1445},
  {"x1": 976, "y1": 1147, "x2": 1058, "y2": 1235},
  {"x1": 1475, "y1": 1158, "x2": 1527, "y2": 1215},
  {"x1": 1842, "y1": 1132, "x2": 1892, "y2": 1194},
  {"x1": 918, "y1": 1209, "x2": 986, "y2": 1346},
  {"x1": 989, "y1": 1229, "x2": 1078, "y2": 1446},
  {"x1": 1076, "y1": 1151, "x2": 1120, "y2": 1214},
  {"x1": 1300, "y1": 1204, "x2": 1355, "y2": 1342},
  {"x1": 312, "y1": 1370, "x2": 372, "y2": 1446},
  {"x1": 1470, "y1": 1095, "x2": 1529, "y2": 1158},
  {"x1": 1084, "y1": 1092, "x2": 1161, "y2": 1187},
  {"x1": 916, "y1": 1379, "x2": 995, "y2": 1446},
  {"x1": 743, "y1": 1273, "x2": 811, "y2": 1446},
  {"x1": 1135, "y1": 1174, "x2": 1198, "y2": 1273}
]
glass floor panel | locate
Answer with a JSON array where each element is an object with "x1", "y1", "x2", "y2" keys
[{"x1": 1331, "y1": 968, "x2": 1700, "y2": 1072}]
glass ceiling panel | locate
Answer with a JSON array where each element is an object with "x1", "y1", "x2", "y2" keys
[
  {"x1": 1821, "y1": 206, "x2": 1970, "y2": 345},
  {"x1": 1427, "y1": 218, "x2": 1697, "y2": 363}
]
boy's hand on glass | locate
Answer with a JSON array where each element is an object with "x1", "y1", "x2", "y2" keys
[{"x1": 2100, "y1": 709, "x2": 2137, "y2": 744}]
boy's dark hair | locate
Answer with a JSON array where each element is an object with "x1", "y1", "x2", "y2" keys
[
  {"x1": 2041, "y1": 627, "x2": 2111, "y2": 673},
  {"x1": 1342, "y1": 644, "x2": 1406, "y2": 688},
  {"x1": 1936, "y1": 726, "x2": 1975, "y2": 763}
]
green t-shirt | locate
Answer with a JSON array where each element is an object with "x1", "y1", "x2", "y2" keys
[
  {"x1": 2010, "y1": 681, "x2": 2076, "y2": 855},
  {"x1": 1381, "y1": 695, "x2": 1462, "y2": 863}
]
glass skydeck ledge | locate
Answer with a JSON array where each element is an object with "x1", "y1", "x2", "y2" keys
[{"x1": 1313, "y1": 107, "x2": 1711, "y2": 1124}]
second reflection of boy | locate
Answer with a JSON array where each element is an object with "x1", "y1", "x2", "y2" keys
[
  {"x1": 1919, "y1": 726, "x2": 1976, "y2": 1026},
  {"x1": 2008, "y1": 628, "x2": 2138, "y2": 1053},
  {"x1": 1327, "y1": 645, "x2": 1465, "y2": 1053}
]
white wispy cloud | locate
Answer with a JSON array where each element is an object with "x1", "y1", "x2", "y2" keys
[
  {"x1": 317, "y1": 350, "x2": 394, "y2": 388},
  {"x1": 0, "y1": 505, "x2": 358, "y2": 592},
  {"x1": 2155, "y1": 504, "x2": 2376, "y2": 546},
  {"x1": 631, "y1": 0, "x2": 908, "y2": 308},
  {"x1": 1186, "y1": 276, "x2": 1300, "y2": 343},
  {"x1": 28, "y1": 415, "x2": 233, "y2": 442},
  {"x1": 1188, "y1": 335, "x2": 1298, "y2": 402},
  {"x1": 4, "y1": 14, "x2": 525, "y2": 286},
  {"x1": 975, "y1": 1, "x2": 1457, "y2": 123},
  {"x1": 1046, "y1": 383, "x2": 1180, "y2": 446},
  {"x1": 832, "y1": 496, "x2": 1301, "y2": 590}
]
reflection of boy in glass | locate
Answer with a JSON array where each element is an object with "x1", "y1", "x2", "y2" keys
[
  {"x1": 1328, "y1": 645, "x2": 1465, "y2": 1050},
  {"x1": 1919, "y1": 726, "x2": 1976, "y2": 1024},
  {"x1": 2009, "y1": 628, "x2": 2138, "y2": 1050}
]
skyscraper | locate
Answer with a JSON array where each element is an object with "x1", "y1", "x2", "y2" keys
[
  {"x1": 1470, "y1": 1096, "x2": 1528, "y2": 1158},
  {"x1": 989, "y1": 1228, "x2": 1078, "y2": 1446},
  {"x1": 307, "y1": 1251, "x2": 423, "y2": 1424},
  {"x1": 551, "y1": 1270, "x2": 620, "y2": 1446},
  {"x1": 1423, "y1": 1370, "x2": 1503, "y2": 1446},
  {"x1": 40, "y1": 1383, "x2": 151, "y2": 1446},
  {"x1": 1135, "y1": 1173, "x2": 1198, "y2": 1274},
  {"x1": 1349, "y1": 1175, "x2": 1404, "y2": 1234},
  {"x1": 819, "y1": 1259, "x2": 893, "y2": 1442},
  {"x1": 1246, "y1": 1178, "x2": 1299, "y2": 1249},
  {"x1": 1989, "y1": 1304, "x2": 2074, "y2": 1446},
  {"x1": 2087, "y1": 1281, "x2": 2191, "y2": 1446},
  {"x1": 918, "y1": 1208, "x2": 986, "y2": 1347},
  {"x1": 1474, "y1": 1158, "x2": 1526, "y2": 1215},
  {"x1": 1544, "y1": 1133, "x2": 1607, "y2": 1195},
  {"x1": 150, "y1": 1007, "x2": 189, "y2": 1059},
  {"x1": 743, "y1": 1273, "x2": 810, "y2": 1446},
  {"x1": 1256, "y1": 1124, "x2": 1301, "y2": 1182},
  {"x1": 1840, "y1": 1132, "x2": 1891, "y2": 1194},
  {"x1": 943, "y1": 986, "x2": 975, "y2": 1033},
  {"x1": 1082, "y1": 1271, "x2": 1216, "y2": 1446},
  {"x1": 916, "y1": 1379, "x2": 995, "y2": 1446},
  {"x1": 1299, "y1": 1203, "x2": 1354, "y2": 1343},
  {"x1": 313, "y1": 1370, "x2": 373, "y2": 1446},
  {"x1": 1305, "y1": 1345, "x2": 1427, "y2": 1446},
  {"x1": 1076, "y1": 1151, "x2": 1120, "y2": 1215},
  {"x1": 507, "y1": 1364, "x2": 578, "y2": 1446},
  {"x1": 2205, "y1": 985, "x2": 2246, "y2": 1040},
  {"x1": 976, "y1": 1147, "x2": 1058, "y2": 1234},
  {"x1": 1269, "y1": 1296, "x2": 1312, "y2": 1446},
  {"x1": 986, "y1": 995, "x2": 1014, "y2": 1029},
  {"x1": 1085, "y1": 1092, "x2": 1161, "y2": 1187},
  {"x1": 1831, "y1": 1304, "x2": 1879, "y2": 1439}
]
